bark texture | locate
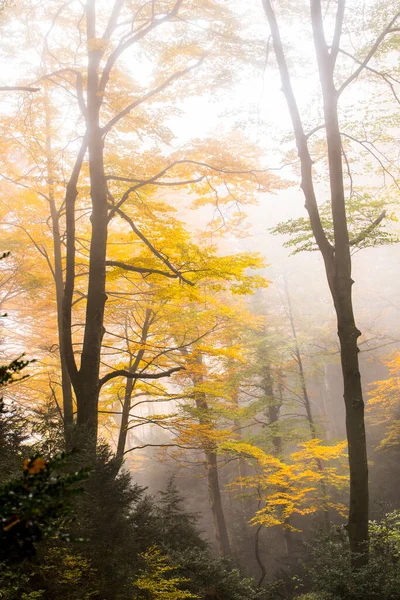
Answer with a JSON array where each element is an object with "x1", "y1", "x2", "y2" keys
[
  {"x1": 262, "y1": 0, "x2": 369, "y2": 565},
  {"x1": 193, "y1": 354, "x2": 231, "y2": 557},
  {"x1": 44, "y1": 87, "x2": 74, "y2": 447}
]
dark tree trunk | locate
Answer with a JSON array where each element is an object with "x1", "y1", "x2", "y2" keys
[
  {"x1": 116, "y1": 309, "x2": 152, "y2": 463},
  {"x1": 60, "y1": 0, "x2": 187, "y2": 458},
  {"x1": 204, "y1": 449, "x2": 231, "y2": 557},
  {"x1": 191, "y1": 354, "x2": 231, "y2": 557},
  {"x1": 312, "y1": 7, "x2": 368, "y2": 558},
  {"x1": 255, "y1": 521, "x2": 267, "y2": 587},
  {"x1": 262, "y1": 363, "x2": 282, "y2": 456},
  {"x1": 333, "y1": 282, "x2": 368, "y2": 561},
  {"x1": 49, "y1": 195, "x2": 74, "y2": 447},
  {"x1": 62, "y1": 1, "x2": 110, "y2": 456},
  {"x1": 261, "y1": 362, "x2": 295, "y2": 556},
  {"x1": 116, "y1": 362, "x2": 135, "y2": 462},
  {"x1": 44, "y1": 87, "x2": 74, "y2": 448},
  {"x1": 262, "y1": 0, "x2": 369, "y2": 565}
]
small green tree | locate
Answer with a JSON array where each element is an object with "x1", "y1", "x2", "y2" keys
[{"x1": 135, "y1": 546, "x2": 198, "y2": 600}]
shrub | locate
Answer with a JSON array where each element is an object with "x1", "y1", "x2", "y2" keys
[{"x1": 303, "y1": 512, "x2": 400, "y2": 600}]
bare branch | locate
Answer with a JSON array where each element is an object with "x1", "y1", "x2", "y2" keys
[
  {"x1": 349, "y1": 210, "x2": 386, "y2": 246},
  {"x1": 123, "y1": 441, "x2": 198, "y2": 455},
  {"x1": 341, "y1": 131, "x2": 400, "y2": 190},
  {"x1": 338, "y1": 11, "x2": 400, "y2": 95},
  {"x1": 0, "y1": 86, "x2": 40, "y2": 92},
  {"x1": 330, "y1": 0, "x2": 345, "y2": 65},
  {"x1": 37, "y1": 69, "x2": 87, "y2": 117},
  {"x1": 102, "y1": 57, "x2": 205, "y2": 135},
  {"x1": 262, "y1": 0, "x2": 334, "y2": 259},
  {"x1": 99, "y1": 365, "x2": 184, "y2": 388},
  {"x1": 107, "y1": 158, "x2": 273, "y2": 219},
  {"x1": 109, "y1": 207, "x2": 195, "y2": 286},
  {"x1": 99, "y1": 0, "x2": 184, "y2": 94},
  {"x1": 106, "y1": 174, "x2": 206, "y2": 187},
  {"x1": 338, "y1": 47, "x2": 400, "y2": 105},
  {"x1": 106, "y1": 259, "x2": 180, "y2": 279},
  {"x1": 102, "y1": 0, "x2": 124, "y2": 40},
  {"x1": 305, "y1": 124, "x2": 325, "y2": 139}
]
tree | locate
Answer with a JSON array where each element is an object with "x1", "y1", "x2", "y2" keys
[
  {"x1": 260, "y1": 0, "x2": 400, "y2": 564},
  {"x1": 223, "y1": 438, "x2": 348, "y2": 534},
  {"x1": 0, "y1": 328, "x2": 86, "y2": 564},
  {"x1": 0, "y1": 0, "x2": 281, "y2": 458},
  {"x1": 368, "y1": 351, "x2": 400, "y2": 451},
  {"x1": 134, "y1": 546, "x2": 197, "y2": 600},
  {"x1": 100, "y1": 225, "x2": 267, "y2": 465},
  {"x1": 148, "y1": 298, "x2": 264, "y2": 556}
]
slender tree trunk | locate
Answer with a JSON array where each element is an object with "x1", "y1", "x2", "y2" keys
[
  {"x1": 255, "y1": 520, "x2": 267, "y2": 587},
  {"x1": 229, "y1": 361, "x2": 248, "y2": 482},
  {"x1": 60, "y1": 0, "x2": 188, "y2": 457},
  {"x1": 284, "y1": 277, "x2": 330, "y2": 528},
  {"x1": 313, "y1": 13, "x2": 368, "y2": 558},
  {"x1": 333, "y1": 281, "x2": 368, "y2": 562},
  {"x1": 262, "y1": 363, "x2": 282, "y2": 456},
  {"x1": 229, "y1": 375, "x2": 252, "y2": 553},
  {"x1": 191, "y1": 354, "x2": 231, "y2": 556},
  {"x1": 44, "y1": 86, "x2": 74, "y2": 448},
  {"x1": 116, "y1": 309, "x2": 152, "y2": 463},
  {"x1": 116, "y1": 357, "x2": 135, "y2": 462},
  {"x1": 204, "y1": 448, "x2": 231, "y2": 556},
  {"x1": 261, "y1": 362, "x2": 295, "y2": 556},
  {"x1": 262, "y1": 0, "x2": 369, "y2": 565},
  {"x1": 66, "y1": 1, "x2": 109, "y2": 455}
]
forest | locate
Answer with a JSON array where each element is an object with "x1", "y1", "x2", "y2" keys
[{"x1": 0, "y1": 0, "x2": 400, "y2": 598}]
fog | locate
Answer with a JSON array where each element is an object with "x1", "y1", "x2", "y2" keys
[{"x1": 1, "y1": 1, "x2": 400, "y2": 598}]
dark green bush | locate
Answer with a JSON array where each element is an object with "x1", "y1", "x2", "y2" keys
[{"x1": 302, "y1": 513, "x2": 400, "y2": 600}]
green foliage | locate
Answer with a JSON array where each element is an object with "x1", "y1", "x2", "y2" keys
[
  {"x1": 0, "y1": 454, "x2": 87, "y2": 563},
  {"x1": 0, "y1": 400, "x2": 29, "y2": 483},
  {"x1": 30, "y1": 400, "x2": 65, "y2": 459},
  {"x1": 271, "y1": 194, "x2": 398, "y2": 254},
  {"x1": 294, "y1": 595, "x2": 327, "y2": 600},
  {"x1": 134, "y1": 545, "x2": 197, "y2": 600},
  {"x1": 0, "y1": 355, "x2": 31, "y2": 387},
  {"x1": 170, "y1": 549, "x2": 265, "y2": 600},
  {"x1": 302, "y1": 512, "x2": 400, "y2": 600},
  {"x1": 0, "y1": 563, "x2": 44, "y2": 600},
  {"x1": 38, "y1": 545, "x2": 98, "y2": 600},
  {"x1": 66, "y1": 447, "x2": 147, "y2": 600},
  {"x1": 154, "y1": 478, "x2": 208, "y2": 553},
  {"x1": 65, "y1": 466, "x2": 263, "y2": 600}
]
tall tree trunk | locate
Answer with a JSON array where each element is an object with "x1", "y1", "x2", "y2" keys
[
  {"x1": 262, "y1": 363, "x2": 282, "y2": 456},
  {"x1": 116, "y1": 309, "x2": 152, "y2": 463},
  {"x1": 44, "y1": 86, "x2": 74, "y2": 448},
  {"x1": 311, "y1": 2, "x2": 368, "y2": 559},
  {"x1": 261, "y1": 362, "x2": 295, "y2": 556},
  {"x1": 262, "y1": 0, "x2": 369, "y2": 565},
  {"x1": 64, "y1": 1, "x2": 109, "y2": 455},
  {"x1": 116, "y1": 357, "x2": 135, "y2": 462},
  {"x1": 254, "y1": 520, "x2": 267, "y2": 587},
  {"x1": 59, "y1": 0, "x2": 188, "y2": 458},
  {"x1": 283, "y1": 278, "x2": 330, "y2": 529},
  {"x1": 333, "y1": 279, "x2": 368, "y2": 562},
  {"x1": 191, "y1": 353, "x2": 231, "y2": 556},
  {"x1": 204, "y1": 448, "x2": 231, "y2": 557}
]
